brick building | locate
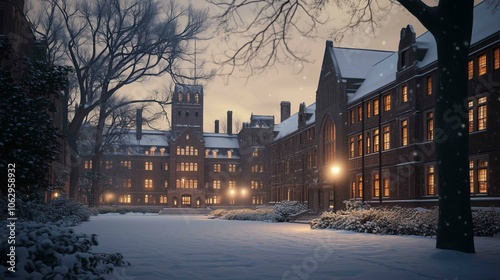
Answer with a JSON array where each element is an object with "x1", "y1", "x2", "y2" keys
[{"x1": 269, "y1": 1, "x2": 500, "y2": 211}]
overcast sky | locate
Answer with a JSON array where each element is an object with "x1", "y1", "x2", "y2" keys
[{"x1": 132, "y1": 1, "x2": 429, "y2": 133}]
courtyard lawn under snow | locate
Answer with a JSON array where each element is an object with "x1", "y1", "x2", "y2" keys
[{"x1": 74, "y1": 214, "x2": 500, "y2": 280}]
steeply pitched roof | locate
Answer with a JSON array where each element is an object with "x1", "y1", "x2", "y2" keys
[
  {"x1": 349, "y1": 1, "x2": 499, "y2": 103},
  {"x1": 274, "y1": 103, "x2": 316, "y2": 140},
  {"x1": 329, "y1": 46, "x2": 393, "y2": 80}
]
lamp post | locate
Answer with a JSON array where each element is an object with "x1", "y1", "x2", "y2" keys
[{"x1": 331, "y1": 165, "x2": 341, "y2": 212}]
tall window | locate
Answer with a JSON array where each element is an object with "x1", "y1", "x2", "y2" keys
[
  {"x1": 357, "y1": 134, "x2": 363, "y2": 156},
  {"x1": 373, "y1": 129, "x2": 380, "y2": 153},
  {"x1": 478, "y1": 160, "x2": 488, "y2": 193},
  {"x1": 213, "y1": 181, "x2": 221, "y2": 189},
  {"x1": 322, "y1": 118, "x2": 336, "y2": 165},
  {"x1": 383, "y1": 178, "x2": 390, "y2": 197},
  {"x1": 123, "y1": 179, "x2": 131, "y2": 188},
  {"x1": 426, "y1": 76, "x2": 432, "y2": 95},
  {"x1": 383, "y1": 94, "x2": 391, "y2": 111},
  {"x1": 145, "y1": 179, "x2": 153, "y2": 188},
  {"x1": 214, "y1": 164, "x2": 221, "y2": 172},
  {"x1": 470, "y1": 159, "x2": 488, "y2": 194},
  {"x1": 351, "y1": 182, "x2": 356, "y2": 198},
  {"x1": 144, "y1": 195, "x2": 154, "y2": 204},
  {"x1": 477, "y1": 97, "x2": 487, "y2": 130},
  {"x1": 494, "y1": 48, "x2": 500, "y2": 70},
  {"x1": 468, "y1": 60, "x2": 474, "y2": 80},
  {"x1": 177, "y1": 146, "x2": 181, "y2": 155},
  {"x1": 373, "y1": 99, "x2": 379, "y2": 115},
  {"x1": 229, "y1": 181, "x2": 236, "y2": 189},
  {"x1": 469, "y1": 160, "x2": 475, "y2": 193},
  {"x1": 229, "y1": 164, "x2": 236, "y2": 172},
  {"x1": 366, "y1": 132, "x2": 371, "y2": 154},
  {"x1": 401, "y1": 85, "x2": 408, "y2": 103},
  {"x1": 252, "y1": 149, "x2": 259, "y2": 157},
  {"x1": 478, "y1": 54, "x2": 487, "y2": 76},
  {"x1": 349, "y1": 136, "x2": 355, "y2": 158},
  {"x1": 468, "y1": 100, "x2": 474, "y2": 132},
  {"x1": 373, "y1": 173, "x2": 380, "y2": 197},
  {"x1": 357, "y1": 106, "x2": 363, "y2": 122},
  {"x1": 357, "y1": 176, "x2": 363, "y2": 198},
  {"x1": 426, "y1": 112, "x2": 434, "y2": 141},
  {"x1": 178, "y1": 92, "x2": 183, "y2": 102},
  {"x1": 382, "y1": 126, "x2": 390, "y2": 151},
  {"x1": 401, "y1": 119, "x2": 408, "y2": 146},
  {"x1": 84, "y1": 160, "x2": 92, "y2": 169},
  {"x1": 119, "y1": 195, "x2": 131, "y2": 204},
  {"x1": 366, "y1": 102, "x2": 371, "y2": 118},
  {"x1": 121, "y1": 160, "x2": 131, "y2": 169},
  {"x1": 349, "y1": 110, "x2": 355, "y2": 124},
  {"x1": 427, "y1": 166, "x2": 435, "y2": 195},
  {"x1": 105, "y1": 160, "x2": 113, "y2": 169},
  {"x1": 160, "y1": 195, "x2": 168, "y2": 204},
  {"x1": 145, "y1": 162, "x2": 153, "y2": 170}
]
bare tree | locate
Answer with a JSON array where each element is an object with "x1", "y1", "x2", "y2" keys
[
  {"x1": 208, "y1": 0, "x2": 494, "y2": 253},
  {"x1": 28, "y1": 0, "x2": 213, "y2": 201}
]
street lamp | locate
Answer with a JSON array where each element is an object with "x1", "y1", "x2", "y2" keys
[{"x1": 330, "y1": 165, "x2": 341, "y2": 211}]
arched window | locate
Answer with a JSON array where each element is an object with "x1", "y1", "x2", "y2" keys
[
  {"x1": 194, "y1": 93, "x2": 199, "y2": 103},
  {"x1": 321, "y1": 117, "x2": 336, "y2": 166},
  {"x1": 186, "y1": 92, "x2": 190, "y2": 102},
  {"x1": 178, "y1": 92, "x2": 183, "y2": 102}
]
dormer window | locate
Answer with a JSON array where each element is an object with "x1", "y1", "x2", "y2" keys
[{"x1": 227, "y1": 150, "x2": 232, "y2": 158}]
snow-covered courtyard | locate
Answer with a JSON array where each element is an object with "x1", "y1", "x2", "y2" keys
[{"x1": 75, "y1": 214, "x2": 500, "y2": 280}]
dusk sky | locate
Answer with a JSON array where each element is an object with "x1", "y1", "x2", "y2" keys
[{"x1": 131, "y1": 1, "x2": 429, "y2": 132}]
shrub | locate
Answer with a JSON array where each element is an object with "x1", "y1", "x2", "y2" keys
[
  {"x1": 0, "y1": 221, "x2": 129, "y2": 279},
  {"x1": 310, "y1": 201, "x2": 500, "y2": 237},
  {"x1": 209, "y1": 201, "x2": 308, "y2": 222},
  {"x1": 0, "y1": 197, "x2": 92, "y2": 227},
  {"x1": 274, "y1": 201, "x2": 308, "y2": 222},
  {"x1": 94, "y1": 205, "x2": 162, "y2": 215}
]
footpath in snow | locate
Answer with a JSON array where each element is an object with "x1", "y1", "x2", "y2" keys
[{"x1": 75, "y1": 213, "x2": 500, "y2": 280}]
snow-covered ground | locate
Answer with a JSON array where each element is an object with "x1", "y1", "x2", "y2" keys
[{"x1": 74, "y1": 214, "x2": 500, "y2": 280}]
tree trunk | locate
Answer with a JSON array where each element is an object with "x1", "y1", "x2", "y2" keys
[{"x1": 432, "y1": 1, "x2": 475, "y2": 253}]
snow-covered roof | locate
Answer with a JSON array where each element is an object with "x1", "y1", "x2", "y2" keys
[
  {"x1": 122, "y1": 130, "x2": 170, "y2": 147},
  {"x1": 249, "y1": 114, "x2": 275, "y2": 128},
  {"x1": 329, "y1": 47, "x2": 393, "y2": 79},
  {"x1": 349, "y1": 1, "x2": 499, "y2": 103},
  {"x1": 203, "y1": 133, "x2": 240, "y2": 149},
  {"x1": 274, "y1": 103, "x2": 316, "y2": 140},
  {"x1": 349, "y1": 54, "x2": 398, "y2": 103}
]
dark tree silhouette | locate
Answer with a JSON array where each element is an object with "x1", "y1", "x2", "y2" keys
[{"x1": 209, "y1": 0, "x2": 484, "y2": 253}]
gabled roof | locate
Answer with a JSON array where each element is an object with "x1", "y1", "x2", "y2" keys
[
  {"x1": 274, "y1": 103, "x2": 316, "y2": 140},
  {"x1": 349, "y1": 1, "x2": 499, "y2": 103},
  {"x1": 329, "y1": 46, "x2": 393, "y2": 80}
]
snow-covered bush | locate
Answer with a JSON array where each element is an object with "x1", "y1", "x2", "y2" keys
[
  {"x1": 221, "y1": 208, "x2": 276, "y2": 221},
  {"x1": 209, "y1": 201, "x2": 307, "y2": 222},
  {"x1": 274, "y1": 201, "x2": 308, "y2": 222},
  {"x1": 95, "y1": 205, "x2": 162, "y2": 215},
  {"x1": 310, "y1": 203, "x2": 500, "y2": 237},
  {"x1": 0, "y1": 198, "x2": 92, "y2": 227},
  {"x1": 472, "y1": 208, "x2": 500, "y2": 237},
  {"x1": 0, "y1": 221, "x2": 129, "y2": 279}
]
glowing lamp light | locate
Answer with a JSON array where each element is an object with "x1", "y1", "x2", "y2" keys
[
  {"x1": 53, "y1": 192, "x2": 59, "y2": 198},
  {"x1": 241, "y1": 189, "x2": 247, "y2": 196},
  {"x1": 331, "y1": 165, "x2": 341, "y2": 176},
  {"x1": 230, "y1": 189, "x2": 236, "y2": 196}
]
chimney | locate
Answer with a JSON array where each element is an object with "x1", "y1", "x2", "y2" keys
[
  {"x1": 215, "y1": 120, "x2": 219, "y2": 133},
  {"x1": 227, "y1": 111, "x2": 233, "y2": 135},
  {"x1": 280, "y1": 101, "x2": 291, "y2": 122},
  {"x1": 136, "y1": 109, "x2": 143, "y2": 141}
]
